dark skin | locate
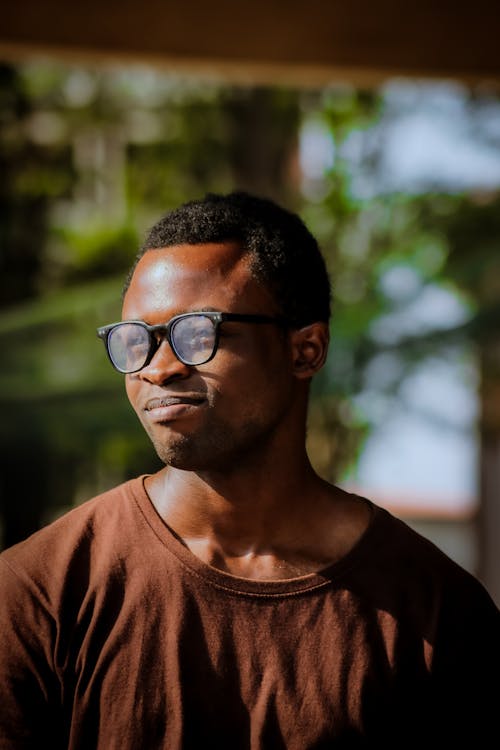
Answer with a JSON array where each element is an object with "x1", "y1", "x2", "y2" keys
[{"x1": 123, "y1": 241, "x2": 371, "y2": 580}]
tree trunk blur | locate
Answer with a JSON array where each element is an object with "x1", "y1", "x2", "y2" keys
[{"x1": 223, "y1": 87, "x2": 301, "y2": 207}]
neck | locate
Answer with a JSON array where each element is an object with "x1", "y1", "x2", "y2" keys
[
  {"x1": 147, "y1": 449, "x2": 320, "y2": 546},
  {"x1": 144, "y1": 450, "x2": 372, "y2": 582}
]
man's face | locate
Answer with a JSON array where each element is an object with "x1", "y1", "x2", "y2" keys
[{"x1": 122, "y1": 242, "x2": 299, "y2": 472}]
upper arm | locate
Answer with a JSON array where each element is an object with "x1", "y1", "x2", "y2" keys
[{"x1": 0, "y1": 559, "x2": 64, "y2": 748}]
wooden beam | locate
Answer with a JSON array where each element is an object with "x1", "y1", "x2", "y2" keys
[{"x1": 1, "y1": 1, "x2": 500, "y2": 86}]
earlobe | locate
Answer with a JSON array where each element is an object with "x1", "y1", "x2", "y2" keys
[{"x1": 291, "y1": 322, "x2": 329, "y2": 379}]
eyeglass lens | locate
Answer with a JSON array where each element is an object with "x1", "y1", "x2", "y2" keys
[
  {"x1": 171, "y1": 315, "x2": 215, "y2": 365},
  {"x1": 107, "y1": 315, "x2": 217, "y2": 372}
]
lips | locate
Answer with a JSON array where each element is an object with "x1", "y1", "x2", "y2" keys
[
  {"x1": 143, "y1": 393, "x2": 206, "y2": 422},
  {"x1": 145, "y1": 396, "x2": 203, "y2": 410}
]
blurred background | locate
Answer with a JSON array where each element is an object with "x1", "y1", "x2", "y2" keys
[{"x1": 1, "y1": 1, "x2": 499, "y2": 605}]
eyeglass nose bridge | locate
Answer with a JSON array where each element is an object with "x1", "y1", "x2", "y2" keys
[{"x1": 142, "y1": 322, "x2": 174, "y2": 369}]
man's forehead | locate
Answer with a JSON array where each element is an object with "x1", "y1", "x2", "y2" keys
[
  {"x1": 138, "y1": 242, "x2": 249, "y2": 277},
  {"x1": 122, "y1": 242, "x2": 263, "y2": 318}
]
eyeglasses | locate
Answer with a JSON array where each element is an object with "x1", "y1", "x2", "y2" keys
[{"x1": 97, "y1": 311, "x2": 288, "y2": 373}]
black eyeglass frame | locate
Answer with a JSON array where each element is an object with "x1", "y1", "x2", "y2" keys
[{"x1": 97, "y1": 311, "x2": 288, "y2": 373}]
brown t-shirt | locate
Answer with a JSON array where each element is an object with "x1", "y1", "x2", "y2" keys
[{"x1": 0, "y1": 476, "x2": 499, "y2": 749}]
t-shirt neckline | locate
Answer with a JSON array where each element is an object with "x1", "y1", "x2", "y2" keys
[{"x1": 130, "y1": 474, "x2": 384, "y2": 598}]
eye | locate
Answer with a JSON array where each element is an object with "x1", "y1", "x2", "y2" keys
[
  {"x1": 108, "y1": 323, "x2": 150, "y2": 371},
  {"x1": 123, "y1": 325, "x2": 149, "y2": 349},
  {"x1": 129, "y1": 331, "x2": 147, "y2": 347},
  {"x1": 191, "y1": 323, "x2": 213, "y2": 345},
  {"x1": 188, "y1": 320, "x2": 215, "y2": 353}
]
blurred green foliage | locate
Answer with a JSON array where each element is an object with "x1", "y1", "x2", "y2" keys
[{"x1": 1, "y1": 59, "x2": 499, "y2": 547}]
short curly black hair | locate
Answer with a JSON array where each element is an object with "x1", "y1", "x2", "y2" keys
[{"x1": 124, "y1": 191, "x2": 331, "y2": 327}]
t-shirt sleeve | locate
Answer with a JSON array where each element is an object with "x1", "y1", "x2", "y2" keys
[
  {"x1": 0, "y1": 557, "x2": 64, "y2": 748},
  {"x1": 430, "y1": 574, "x2": 500, "y2": 744}
]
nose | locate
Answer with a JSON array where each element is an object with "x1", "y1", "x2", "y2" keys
[{"x1": 138, "y1": 339, "x2": 191, "y2": 385}]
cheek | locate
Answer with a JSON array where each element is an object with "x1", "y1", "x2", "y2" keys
[
  {"x1": 223, "y1": 328, "x2": 290, "y2": 370},
  {"x1": 213, "y1": 345, "x2": 292, "y2": 406}
]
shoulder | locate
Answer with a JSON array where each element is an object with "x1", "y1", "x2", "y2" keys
[
  {"x1": 359, "y1": 502, "x2": 499, "y2": 619},
  {"x1": 0, "y1": 476, "x2": 148, "y2": 600},
  {"x1": 371, "y1": 509, "x2": 500, "y2": 729}
]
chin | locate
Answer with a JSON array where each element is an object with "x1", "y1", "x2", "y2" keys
[
  {"x1": 153, "y1": 436, "x2": 237, "y2": 473},
  {"x1": 153, "y1": 438, "x2": 208, "y2": 471},
  {"x1": 149, "y1": 419, "x2": 267, "y2": 472},
  {"x1": 153, "y1": 437, "x2": 190, "y2": 466}
]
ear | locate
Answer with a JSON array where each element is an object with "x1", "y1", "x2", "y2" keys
[{"x1": 290, "y1": 322, "x2": 329, "y2": 379}]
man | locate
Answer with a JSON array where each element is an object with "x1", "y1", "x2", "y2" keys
[{"x1": 1, "y1": 191, "x2": 499, "y2": 748}]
